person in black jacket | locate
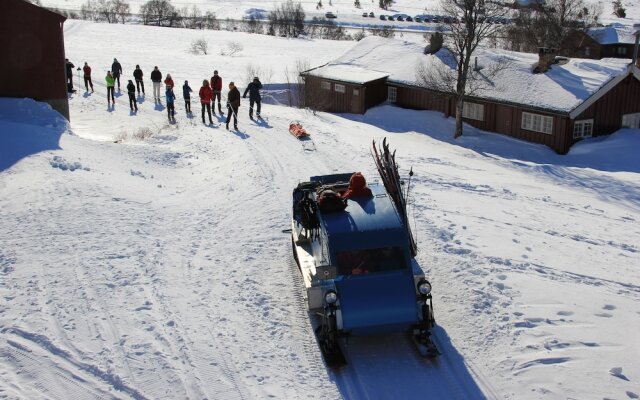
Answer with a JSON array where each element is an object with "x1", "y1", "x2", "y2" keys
[
  {"x1": 225, "y1": 82, "x2": 241, "y2": 130},
  {"x1": 183, "y1": 80, "x2": 193, "y2": 114},
  {"x1": 111, "y1": 58, "x2": 122, "y2": 90},
  {"x1": 126, "y1": 80, "x2": 138, "y2": 111},
  {"x1": 65, "y1": 59, "x2": 75, "y2": 92},
  {"x1": 150, "y1": 66, "x2": 162, "y2": 102},
  {"x1": 243, "y1": 77, "x2": 262, "y2": 120},
  {"x1": 133, "y1": 65, "x2": 144, "y2": 95}
]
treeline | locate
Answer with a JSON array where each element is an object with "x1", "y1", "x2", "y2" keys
[{"x1": 46, "y1": 0, "x2": 369, "y2": 41}]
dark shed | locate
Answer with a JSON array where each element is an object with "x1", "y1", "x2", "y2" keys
[{"x1": 0, "y1": 0, "x2": 69, "y2": 120}]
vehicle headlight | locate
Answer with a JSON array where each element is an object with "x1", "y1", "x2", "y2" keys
[
  {"x1": 417, "y1": 280, "x2": 432, "y2": 295},
  {"x1": 324, "y1": 290, "x2": 338, "y2": 304}
]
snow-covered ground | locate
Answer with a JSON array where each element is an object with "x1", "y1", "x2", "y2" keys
[{"x1": 1, "y1": 20, "x2": 640, "y2": 400}]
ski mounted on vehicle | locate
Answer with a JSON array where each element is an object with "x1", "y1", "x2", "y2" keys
[{"x1": 291, "y1": 139, "x2": 437, "y2": 367}]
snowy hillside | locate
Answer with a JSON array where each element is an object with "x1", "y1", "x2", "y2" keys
[{"x1": 1, "y1": 20, "x2": 640, "y2": 400}]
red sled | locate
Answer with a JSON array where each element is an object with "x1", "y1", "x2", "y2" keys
[{"x1": 289, "y1": 122, "x2": 309, "y2": 139}]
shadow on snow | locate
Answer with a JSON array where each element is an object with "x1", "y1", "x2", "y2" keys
[
  {"x1": 0, "y1": 98, "x2": 67, "y2": 172},
  {"x1": 331, "y1": 325, "x2": 486, "y2": 399}
]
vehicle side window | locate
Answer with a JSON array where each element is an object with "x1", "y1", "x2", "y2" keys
[{"x1": 336, "y1": 247, "x2": 405, "y2": 276}]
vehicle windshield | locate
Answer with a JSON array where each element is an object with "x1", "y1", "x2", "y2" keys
[{"x1": 336, "y1": 247, "x2": 406, "y2": 276}]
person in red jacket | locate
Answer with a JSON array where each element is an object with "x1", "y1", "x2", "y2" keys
[
  {"x1": 199, "y1": 79, "x2": 213, "y2": 125},
  {"x1": 342, "y1": 172, "x2": 373, "y2": 199},
  {"x1": 82, "y1": 62, "x2": 94, "y2": 93},
  {"x1": 210, "y1": 70, "x2": 223, "y2": 115},
  {"x1": 164, "y1": 74, "x2": 174, "y2": 90}
]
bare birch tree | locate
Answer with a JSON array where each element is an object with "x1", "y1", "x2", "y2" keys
[{"x1": 417, "y1": 0, "x2": 506, "y2": 138}]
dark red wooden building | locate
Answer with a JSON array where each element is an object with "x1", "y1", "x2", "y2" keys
[
  {"x1": 0, "y1": 0, "x2": 69, "y2": 120},
  {"x1": 303, "y1": 36, "x2": 640, "y2": 154},
  {"x1": 301, "y1": 64, "x2": 389, "y2": 114},
  {"x1": 562, "y1": 25, "x2": 638, "y2": 60}
]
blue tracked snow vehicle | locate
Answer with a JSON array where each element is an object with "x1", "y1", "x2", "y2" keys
[{"x1": 291, "y1": 140, "x2": 437, "y2": 366}]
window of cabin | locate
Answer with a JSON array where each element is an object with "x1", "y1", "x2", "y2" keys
[
  {"x1": 584, "y1": 46, "x2": 591, "y2": 56},
  {"x1": 622, "y1": 113, "x2": 640, "y2": 129},
  {"x1": 388, "y1": 86, "x2": 397, "y2": 102},
  {"x1": 353, "y1": 89, "x2": 360, "y2": 96},
  {"x1": 521, "y1": 112, "x2": 553, "y2": 134},
  {"x1": 573, "y1": 119, "x2": 593, "y2": 139},
  {"x1": 334, "y1": 84, "x2": 346, "y2": 93},
  {"x1": 462, "y1": 102, "x2": 485, "y2": 121},
  {"x1": 617, "y1": 47, "x2": 627, "y2": 55},
  {"x1": 320, "y1": 81, "x2": 331, "y2": 90}
]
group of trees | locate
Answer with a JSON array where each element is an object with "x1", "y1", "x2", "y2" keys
[
  {"x1": 504, "y1": 0, "x2": 602, "y2": 54},
  {"x1": 80, "y1": 0, "x2": 129, "y2": 23},
  {"x1": 267, "y1": 0, "x2": 305, "y2": 38}
]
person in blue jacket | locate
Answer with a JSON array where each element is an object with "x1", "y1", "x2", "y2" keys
[
  {"x1": 182, "y1": 81, "x2": 193, "y2": 114},
  {"x1": 166, "y1": 87, "x2": 176, "y2": 122}
]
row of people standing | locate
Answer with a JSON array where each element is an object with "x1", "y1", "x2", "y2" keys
[{"x1": 69, "y1": 58, "x2": 263, "y2": 127}]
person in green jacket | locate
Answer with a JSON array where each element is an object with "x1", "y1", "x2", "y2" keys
[{"x1": 106, "y1": 71, "x2": 116, "y2": 106}]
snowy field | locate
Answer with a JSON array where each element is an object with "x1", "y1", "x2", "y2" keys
[{"x1": 1, "y1": 19, "x2": 640, "y2": 400}]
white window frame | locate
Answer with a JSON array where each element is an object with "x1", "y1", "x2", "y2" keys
[
  {"x1": 573, "y1": 119, "x2": 593, "y2": 139},
  {"x1": 320, "y1": 81, "x2": 331, "y2": 90},
  {"x1": 462, "y1": 102, "x2": 485, "y2": 121},
  {"x1": 334, "y1": 84, "x2": 345, "y2": 93},
  {"x1": 521, "y1": 112, "x2": 553, "y2": 135},
  {"x1": 622, "y1": 113, "x2": 640, "y2": 128},
  {"x1": 388, "y1": 86, "x2": 397, "y2": 102}
]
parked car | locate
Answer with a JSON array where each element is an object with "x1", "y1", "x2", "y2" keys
[
  {"x1": 414, "y1": 16, "x2": 423, "y2": 22},
  {"x1": 387, "y1": 15, "x2": 395, "y2": 21},
  {"x1": 369, "y1": 12, "x2": 375, "y2": 17},
  {"x1": 362, "y1": 12, "x2": 368, "y2": 17},
  {"x1": 406, "y1": 15, "x2": 413, "y2": 21},
  {"x1": 423, "y1": 15, "x2": 433, "y2": 23},
  {"x1": 396, "y1": 15, "x2": 405, "y2": 21},
  {"x1": 325, "y1": 11, "x2": 337, "y2": 18}
]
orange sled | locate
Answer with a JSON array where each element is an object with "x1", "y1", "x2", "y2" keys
[{"x1": 289, "y1": 122, "x2": 309, "y2": 139}]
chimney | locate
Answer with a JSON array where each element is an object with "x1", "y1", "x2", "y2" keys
[{"x1": 536, "y1": 47, "x2": 557, "y2": 73}]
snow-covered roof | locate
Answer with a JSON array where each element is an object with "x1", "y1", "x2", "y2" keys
[
  {"x1": 305, "y1": 64, "x2": 388, "y2": 85},
  {"x1": 306, "y1": 36, "x2": 636, "y2": 114},
  {"x1": 586, "y1": 24, "x2": 638, "y2": 45}
]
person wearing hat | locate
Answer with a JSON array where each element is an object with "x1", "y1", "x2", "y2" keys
[
  {"x1": 82, "y1": 62, "x2": 94, "y2": 93},
  {"x1": 126, "y1": 80, "x2": 138, "y2": 112},
  {"x1": 210, "y1": 70, "x2": 223, "y2": 115},
  {"x1": 183, "y1": 80, "x2": 193, "y2": 114},
  {"x1": 243, "y1": 77, "x2": 262, "y2": 120},
  {"x1": 150, "y1": 66, "x2": 162, "y2": 102},
  {"x1": 133, "y1": 64, "x2": 144, "y2": 95},
  {"x1": 225, "y1": 82, "x2": 241, "y2": 130},
  {"x1": 111, "y1": 58, "x2": 122, "y2": 90}
]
